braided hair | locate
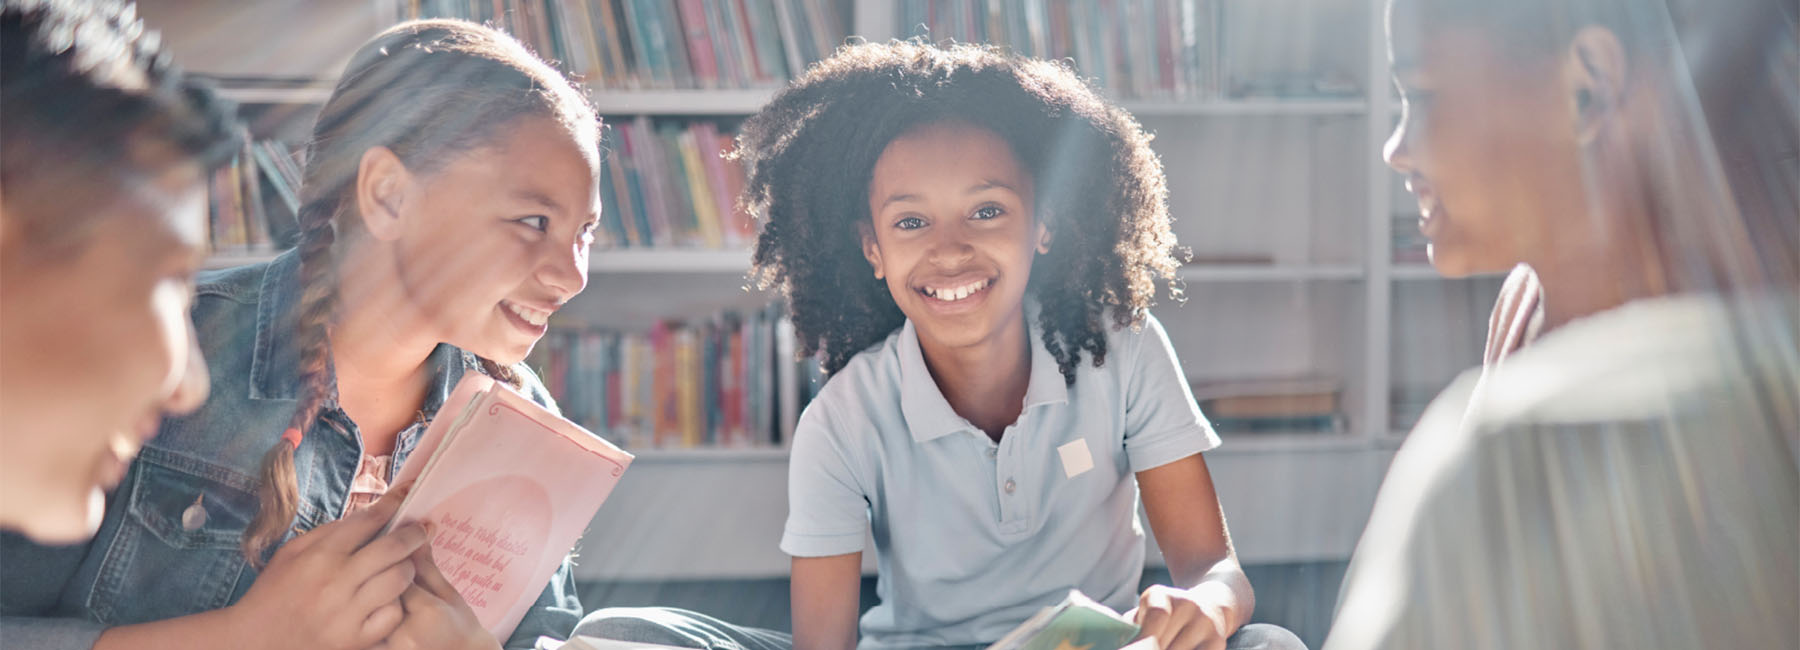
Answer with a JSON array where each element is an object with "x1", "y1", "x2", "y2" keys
[
  {"x1": 239, "y1": 19, "x2": 598, "y2": 564},
  {"x1": 735, "y1": 40, "x2": 1183, "y2": 385}
]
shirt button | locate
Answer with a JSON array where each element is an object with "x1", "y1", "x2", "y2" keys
[
  {"x1": 1004, "y1": 478, "x2": 1016, "y2": 494},
  {"x1": 986, "y1": 448, "x2": 998, "y2": 459},
  {"x1": 181, "y1": 495, "x2": 207, "y2": 531}
]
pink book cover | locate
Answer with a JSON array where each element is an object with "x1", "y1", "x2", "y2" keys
[{"x1": 388, "y1": 374, "x2": 634, "y2": 640}]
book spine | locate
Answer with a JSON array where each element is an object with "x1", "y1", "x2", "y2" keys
[
  {"x1": 674, "y1": 0, "x2": 719, "y2": 87},
  {"x1": 677, "y1": 127, "x2": 725, "y2": 248},
  {"x1": 771, "y1": 0, "x2": 806, "y2": 75}
]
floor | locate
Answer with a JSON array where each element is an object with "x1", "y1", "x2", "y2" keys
[{"x1": 577, "y1": 560, "x2": 1349, "y2": 648}]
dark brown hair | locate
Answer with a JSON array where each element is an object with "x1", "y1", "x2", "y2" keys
[
  {"x1": 0, "y1": 0, "x2": 241, "y2": 255},
  {"x1": 736, "y1": 40, "x2": 1183, "y2": 385},
  {"x1": 240, "y1": 19, "x2": 598, "y2": 564}
]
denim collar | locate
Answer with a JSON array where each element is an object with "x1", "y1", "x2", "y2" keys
[
  {"x1": 897, "y1": 301, "x2": 1069, "y2": 443},
  {"x1": 247, "y1": 248, "x2": 474, "y2": 419}
]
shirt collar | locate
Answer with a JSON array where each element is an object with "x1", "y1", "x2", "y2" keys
[
  {"x1": 249, "y1": 248, "x2": 475, "y2": 410},
  {"x1": 897, "y1": 302, "x2": 1069, "y2": 443}
]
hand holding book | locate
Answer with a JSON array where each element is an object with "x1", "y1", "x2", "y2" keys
[{"x1": 384, "y1": 375, "x2": 635, "y2": 641}]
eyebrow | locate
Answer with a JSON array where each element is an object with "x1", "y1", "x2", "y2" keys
[
  {"x1": 967, "y1": 179, "x2": 1018, "y2": 195},
  {"x1": 511, "y1": 189, "x2": 565, "y2": 213},
  {"x1": 877, "y1": 179, "x2": 1020, "y2": 211}
]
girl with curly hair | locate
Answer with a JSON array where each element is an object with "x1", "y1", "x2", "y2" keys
[{"x1": 578, "y1": 40, "x2": 1303, "y2": 650}]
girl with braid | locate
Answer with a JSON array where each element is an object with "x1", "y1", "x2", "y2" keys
[
  {"x1": 580, "y1": 41, "x2": 1303, "y2": 650},
  {"x1": 2, "y1": 19, "x2": 601, "y2": 650}
]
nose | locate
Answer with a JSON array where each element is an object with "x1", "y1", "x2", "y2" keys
[
  {"x1": 537, "y1": 233, "x2": 589, "y2": 300},
  {"x1": 163, "y1": 325, "x2": 209, "y2": 415},
  {"x1": 925, "y1": 222, "x2": 975, "y2": 268},
  {"x1": 1383, "y1": 115, "x2": 1416, "y2": 176}
]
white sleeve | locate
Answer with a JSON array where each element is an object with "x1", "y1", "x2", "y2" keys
[
  {"x1": 1122, "y1": 314, "x2": 1221, "y2": 471},
  {"x1": 779, "y1": 403, "x2": 870, "y2": 557}
]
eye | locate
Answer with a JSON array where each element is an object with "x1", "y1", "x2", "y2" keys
[
  {"x1": 516, "y1": 215, "x2": 550, "y2": 232},
  {"x1": 971, "y1": 205, "x2": 1004, "y2": 220},
  {"x1": 579, "y1": 221, "x2": 599, "y2": 245},
  {"x1": 895, "y1": 216, "x2": 926, "y2": 231}
]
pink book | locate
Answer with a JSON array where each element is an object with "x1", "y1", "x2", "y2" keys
[{"x1": 387, "y1": 374, "x2": 634, "y2": 640}]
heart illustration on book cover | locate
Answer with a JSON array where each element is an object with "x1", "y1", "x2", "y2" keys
[
  {"x1": 425, "y1": 476, "x2": 553, "y2": 611},
  {"x1": 386, "y1": 374, "x2": 634, "y2": 640}
]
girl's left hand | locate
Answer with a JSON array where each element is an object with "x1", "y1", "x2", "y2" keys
[
  {"x1": 1128, "y1": 585, "x2": 1231, "y2": 650},
  {"x1": 373, "y1": 544, "x2": 501, "y2": 650}
]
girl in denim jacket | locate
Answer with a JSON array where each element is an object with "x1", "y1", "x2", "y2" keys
[{"x1": 1, "y1": 19, "x2": 603, "y2": 650}]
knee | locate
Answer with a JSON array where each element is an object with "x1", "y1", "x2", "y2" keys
[
  {"x1": 573, "y1": 607, "x2": 698, "y2": 646},
  {"x1": 1227, "y1": 623, "x2": 1309, "y2": 650}
]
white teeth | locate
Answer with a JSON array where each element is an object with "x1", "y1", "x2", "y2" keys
[
  {"x1": 923, "y1": 279, "x2": 990, "y2": 302},
  {"x1": 505, "y1": 301, "x2": 550, "y2": 327}
]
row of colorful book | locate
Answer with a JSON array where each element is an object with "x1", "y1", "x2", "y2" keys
[
  {"x1": 597, "y1": 117, "x2": 755, "y2": 249},
  {"x1": 208, "y1": 138, "x2": 305, "y2": 253},
  {"x1": 531, "y1": 304, "x2": 825, "y2": 450},
  {"x1": 407, "y1": 0, "x2": 849, "y2": 90},
  {"x1": 896, "y1": 0, "x2": 1361, "y2": 101},
  {"x1": 899, "y1": 0, "x2": 1212, "y2": 101},
  {"x1": 1189, "y1": 375, "x2": 1348, "y2": 435}
]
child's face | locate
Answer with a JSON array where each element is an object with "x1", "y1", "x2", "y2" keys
[
  {"x1": 0, "y1": 157, "x2": 212, "y2": 543},
  {"x1": 1384, "y1": 0, "x2": 1590, "y2": 277},
  {"x1": 863, "y1": 121, "x2": 1049, "y2": 351},
  {"x1": 387, "y1": 115, "x2": 599, "y2": 364}
]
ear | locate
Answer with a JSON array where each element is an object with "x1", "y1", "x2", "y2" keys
[
  {"x1": 1034, "y1": 220, "x2": 1053, "y2": 255},
  {"x1": 859, "y1": 223, "x2": 885, "y2": 280},
  {"x1": 354, "y1": 146, "x2": 411, "y2": 242},
  {"x1": 1564, "y1": 26, "x2": 1629, "y2": 145}
]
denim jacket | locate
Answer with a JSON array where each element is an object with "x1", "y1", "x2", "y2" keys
[{"x1": 0, "y1": 250, "x2": 582, "y2": 649}]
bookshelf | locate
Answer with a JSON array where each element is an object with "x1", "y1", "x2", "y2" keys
[{"x1": 148, "y1": 0, "x2": 1497, "y2": 577}]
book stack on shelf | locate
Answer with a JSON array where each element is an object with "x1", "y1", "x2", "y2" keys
[
  {"x1": 1214, "y1": 0, "x2": 1360, "y2": 100},
  {"x1": 1190, "y1": 375, "x2": 1347, "y2": 436},
  {"x1": 897, "y1": 0, "x2": 1213, "y2": 101},
  {"x1": 208, "y1": 137, "x2": 306, "y2": 254},
  {"x1": 531, "y1": 304, "x2": 824, "y2": 451},
  {"x1": 897, "y1": 0, "x2": 1362, "y2": 102},
  {"x1": 598, "y1": 117, "x2": 754, "y2": 249},
  {"x1": 407, "y1": 0, "x2": 848, "y2": 90}
]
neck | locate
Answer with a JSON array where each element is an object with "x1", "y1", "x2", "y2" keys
[
  {"x1": 1529, "y1": 195, "x2": 1673, "y2": 334},
  {"x1": 915, "y1": 307, "x2": 1033, "y2": 442},
  {"x1": 328, "y1": 242, "x2": 439, "y2": 453}
]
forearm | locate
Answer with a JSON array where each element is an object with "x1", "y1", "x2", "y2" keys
[{"x1": 91, "y1": 607, "x2": 243, "y2": 650}]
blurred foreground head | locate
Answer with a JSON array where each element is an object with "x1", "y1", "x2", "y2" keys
[
  {"x1": 1385, "y1": 0, "x2": 1798, "y2": 293},
  {"x1": 0, "y1": 0, "x2": 237, "y2": 543}
]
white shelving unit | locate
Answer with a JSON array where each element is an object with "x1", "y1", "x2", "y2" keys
[{"x1": 161, "y1": 0, "x2": 1500, "y2": 579}]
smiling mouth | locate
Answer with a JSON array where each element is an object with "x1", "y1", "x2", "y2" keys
[
  {"x1": 915, "y1": 277, "x2": 996, "y2": 303},
  {"x1": 496, "y1": 297, "x2": 550, "y2": 331}
]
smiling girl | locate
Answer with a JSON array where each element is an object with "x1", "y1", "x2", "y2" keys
[
  {"x1": 579, "y1": 41, "x2": 1304, "y2": 650},
  {"x1": 1, "y1": 20, "x2": 602, "y2": 650}
]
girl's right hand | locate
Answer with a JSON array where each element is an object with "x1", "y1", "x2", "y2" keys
[{"x1": 223, "y1": 485, "x2": 428, "y2": 650}]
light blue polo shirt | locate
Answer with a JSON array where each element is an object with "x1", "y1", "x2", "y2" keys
[{"x1": 780, "y1": 311, "x2": 1220, "y2": 649}]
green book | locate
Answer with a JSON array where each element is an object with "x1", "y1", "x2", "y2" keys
[{"x1": 988, "y1": 590, "x2": 1142, "y2": 650}]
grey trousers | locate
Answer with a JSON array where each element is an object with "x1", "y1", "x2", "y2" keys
[{"x1": 574, "y1": 607, "x2": 1308, "y2": 650}]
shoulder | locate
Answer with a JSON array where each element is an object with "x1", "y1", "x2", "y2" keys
[
  {"x1": 811, "y1": 327, "x2": 908, "y2": 423},
  {"x1": 1469, "y1": 294, "x2": 1788, "y2": 431},
  {"x1": 194, "y1": 251, "x2": 292, "y2": 304},
  {"x1": 793, "y1": 328, "x2": 908, "y2": 448}
]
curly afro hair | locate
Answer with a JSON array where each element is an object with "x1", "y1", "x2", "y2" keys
[{"x1": 735, "y1": 39, "x2": 1184, "y2": 385}]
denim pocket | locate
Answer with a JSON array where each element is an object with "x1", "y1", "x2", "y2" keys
[{"x1": 87, "y1": 447, "x2": 258, "y2": 625}]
